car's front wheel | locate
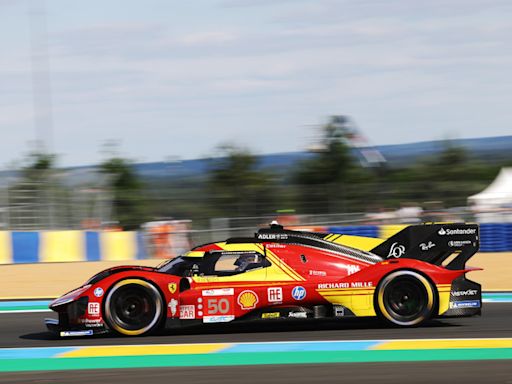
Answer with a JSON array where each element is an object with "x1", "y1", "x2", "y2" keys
[
  {"x1": 375, "y1": 270, "x2": 437, "y2": 326},
  {"x1": 104, "y1": 279, "x2": 164, "y2": 336}
]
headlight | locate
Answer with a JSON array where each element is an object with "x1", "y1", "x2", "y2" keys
[{"x1": 50, "y1": 285, "x2": 91, "y2": 308}]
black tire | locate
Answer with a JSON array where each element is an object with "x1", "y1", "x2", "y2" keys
[
  {"x1": 104, "y1": 279, "x2": 164, "y2": 336},
  {"x1": 375, "y1": 270, "x2": 437, "y2": 327}
]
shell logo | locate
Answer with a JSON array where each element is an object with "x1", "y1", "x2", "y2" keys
[{"x1": 237, "y1": 290, "x2": 259, "y2": 310}]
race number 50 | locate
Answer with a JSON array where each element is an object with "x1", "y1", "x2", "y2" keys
[{"x1": 206, "y1": 298, "x2": 230, "y2": 315}]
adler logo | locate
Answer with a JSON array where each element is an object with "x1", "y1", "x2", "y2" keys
[
  {"x1": 257, "y1": 233, "x2": 288, "y2": 240},
  {"x1": 438, "y1": 228, "x2": 476, "y2": 236}
]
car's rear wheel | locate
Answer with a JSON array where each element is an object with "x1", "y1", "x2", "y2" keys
[
  {"x1": 376, "y1": 270, "x2": 437, "y2": 326},
  {"x1": 104, "y1": 279, "x2": 164, "y2": 336}
]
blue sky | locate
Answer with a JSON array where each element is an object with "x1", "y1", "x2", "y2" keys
[{"x1": 1, "y1": 0, "x2": 511, "y2": 167}]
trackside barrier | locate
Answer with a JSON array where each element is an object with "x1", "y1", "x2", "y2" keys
[
  {"x1": 479, "y1": 223, "x2": 512, "y2": 252},
  {"x1": 328, "y1": 225, "x2": 379, "y2": 238},
  {"x1": 0, "y1": 231, "x2": 146, "y2": 264},
  {"x1": 0, "y1": 223, "x2": 511, "y2": 264}
]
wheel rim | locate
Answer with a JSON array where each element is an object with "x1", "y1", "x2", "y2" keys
[
  {"x1": 385, "y1": 278, "x2": 426, "y2": 320},
  {"x1": 378, "y1": 271, "x2": 434, "y2": 326},
  {"x1": 105, "y1": 280, "x2": 162, "y2": 335}
]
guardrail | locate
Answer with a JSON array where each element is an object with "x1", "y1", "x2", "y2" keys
[
  {"x1": 0, "y1": 223, "x2": 511, "y2": 264},
  {"x1": 0, "y1": 231, "x2": 146, "y2": 264}
]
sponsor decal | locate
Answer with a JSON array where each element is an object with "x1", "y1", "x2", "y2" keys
[
  {"x1": 80, "y1": 318, "x2": 103, "y2": 327},
  {"x1": 202, "y1": 288, "x2": 234, "y2": 296},
  {"x1": 438, "y1": 228, "x2": 477, "y2": 236},
  {"x1": 267, "y1": 287, "x2": 283, "y2": 303},
  {"x1": 203, "y1": 315, "x2": 235, "y2": 323},
  {"x1": 257, "y1": 233, "x2": 288, "y2": 240},
  {"x1": 237, "y1": 290, "x2": 259, "y2": 310},
  {"x1": 61, "y1": 330, "x2": 93, "y2": 337},
  {"x1": 261, "y1": 312, "x2": 280, "y2": 319},
  {"x1": 288, "y1": 311, "x2": 307, "y2": 318},
  {"x1": 350, "y1": 281, "x2": 373, "y2": 288},
  {"x1": 419, "y1": 241, "x2": 435, "y2": 251},
  {"x1": 309, "y1": 270, "x2": 327, "y2": 277},
  {"x1": 81, "y1": 318, "x2": 101, "y2": 324},
  {"x1": 168, "y1": 283, "x2": 177, "y2": 294},
  {"x1": 168, "y1": 298, "x2": 178, "y2": 316},
  {"x1": 83, "y1": 318, "x2": 103, "y2": 328},
  {"x1": 451, "y1": 289, "x2": 478, "y2": 297},
  {"x1": 84, "y1": 324, "x2": 103, "y2": 328},
  {"x1": 318, "y1": 282, "x2": 349, "y2": 289},
  {"x1": 387, "y1": 242, "x2": 405, "y2": 258},
  {"x1": 87, "y1": 302, "x2": 100, "y2": 316},
  {"x1": 448, "y1": 240, "x2": 472, "y2": 247},
  {"x1": 291, "y1": 286, "x2": 307, "y2": 300},
  {"x1": 450, "y1": 300, "x2": 481, "y2": 309},
  {"x1": 93, "y1": 287, "x2": 104, "y2": 298},
  {"x1": 266, "y1": 244, "x2": 286, "y2": 249},
  {"x1": 317, "y1": 281, "x2": 372, "y2": 289},
  {"x1": 179, "y1": 305, "x2": 195, "y2": 319},
  {"x1": 347, "y1": 265, "x2": 361, "y2": 275}
]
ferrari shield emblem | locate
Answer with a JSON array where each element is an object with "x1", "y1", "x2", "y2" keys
[{"x1": 168, "y1": 283, "x2": 177, "y2": 294}]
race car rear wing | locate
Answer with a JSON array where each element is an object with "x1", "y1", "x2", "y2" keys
[{"x1": 370, "y1": 223, "x2": 479, "y2": 270}]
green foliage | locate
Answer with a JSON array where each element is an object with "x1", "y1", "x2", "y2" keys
[
  {"x1": 292, "y1": 116, "x2": 370, "y2": 213},
  {"x1": 100, "y1": 157, "x2": 147, "y2": 229},
  {"x1": 21, "y1": 152, "x2": 56, "y2": 181},
  {"x1": 208, "y1": 144, "x2": 277, "y2": 216},
  {"x1": 295, "y1": 117, "x2": 354, "y2": 186},
  {"x1": 379, "y1": 142, "x2": 501, "y2": 208}
]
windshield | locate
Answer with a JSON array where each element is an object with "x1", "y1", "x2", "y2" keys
[{"x1": 157, "y1": 256, "x2": 200, "y2": 276}]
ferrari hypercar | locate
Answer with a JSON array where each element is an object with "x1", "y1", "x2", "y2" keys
[{"x1": 46, "y1": 222, "x2": 481, "y2": 337}]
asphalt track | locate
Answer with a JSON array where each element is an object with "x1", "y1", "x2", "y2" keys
[{"x1": 1, "y1": 303, "x2": 511, "y2": 383}]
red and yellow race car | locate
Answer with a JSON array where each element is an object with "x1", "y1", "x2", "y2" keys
[{"x1": 46, "y1": 223, "x2": 481, "y2": 337}]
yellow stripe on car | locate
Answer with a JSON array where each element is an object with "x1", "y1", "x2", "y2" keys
[{"x1": 316, "y1": 287, "x2": 377, "y2": 317}]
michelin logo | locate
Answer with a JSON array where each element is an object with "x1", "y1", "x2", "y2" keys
[
  {"x1": 450, "y1": 300, "x2": 481, "y2": 309},
  {"x1": 438, "y1": 228, "x2": 476, "y2": 236}
]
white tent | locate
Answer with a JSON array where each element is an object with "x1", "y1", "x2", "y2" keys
[{"x1": 468, "y1": 167, "x2": 512, "y2": 208}]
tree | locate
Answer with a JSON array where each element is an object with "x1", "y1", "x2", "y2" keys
[
  {"x1": 296, "y1": 117, "x2": 353, "y2": 185},
  {"x1": 21, "y1": 151, "x2": 56, "y2": 181},
  {"x1": 208, "y1": 144, "x2": 277, "y2": 216},
  {"x1": 100, "y1": 157, "x2": 147, "y2": 229},
  {"x1": 383, "y1": 141, "x2": 497, "y2": 208},
  {"x1": 294, "y1": 116, "x2": 363, "y2": 212}
]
